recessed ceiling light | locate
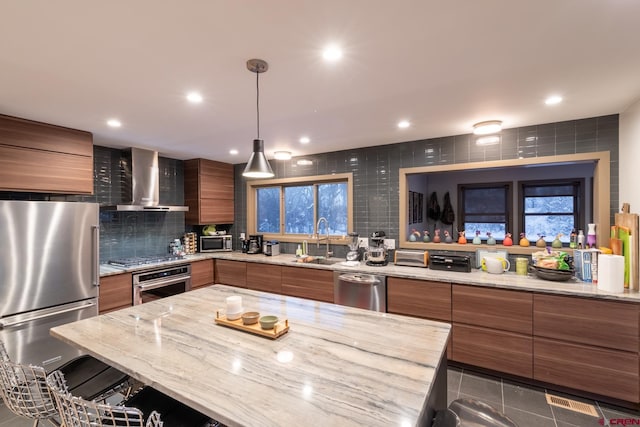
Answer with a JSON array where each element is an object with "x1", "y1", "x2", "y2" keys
[
  {"x1": 473, "y1": 120, "x2": 502, "y2": 135},
  {"x1": 229, "y1": 149, "x2": 238, "y2": 155},
  {"x1": 476, "y1": 135, "x2": 501, "y2": 146},
  {"x1": 297, "y1": 159, "x2": 313, "y2": 166},
  {"x1": 398, "y1": 120, "x2": 410, "y2": 129},
  {"x1": 186, "y1": 92, "x2": 203, "y2": 103},
  {"x1": 107, "y1": 119, "x2": 121, "y2": 128},
  {"x1": 545, "y1": 95, "x2": 563, "y2": 105},
  {"x1": 274, "y1": 151, "x2": 292, "y2": 160},
  {"x1": 299, "y1": 136, "x2": 310, "y2": 144},
  {"x1": 322, "y1": 45, "x2": 343, "y2": 61}
]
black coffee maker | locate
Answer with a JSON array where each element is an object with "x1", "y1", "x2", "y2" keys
[{"x1": 247, "y1": 235, "x2": 263, "y2": 254}]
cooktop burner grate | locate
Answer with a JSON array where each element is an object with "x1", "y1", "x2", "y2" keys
[{"x1": 107, "y1": 254, "x2": 185, "y2": 268}]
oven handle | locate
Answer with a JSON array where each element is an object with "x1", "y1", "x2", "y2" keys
[
  {"x1": 135, "y1": 276, "x2": 191, "y2": 292},
  {"x1": 0, "y1": 301, "x2": 97, "y2": 330}
]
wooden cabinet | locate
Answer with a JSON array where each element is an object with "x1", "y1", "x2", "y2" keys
[
  {"x1": 191, "y1": 259, "x2": 214, "y2": 289},
  {"x1": 184, "y1": 158, "x2": 234, "y2": 224},
  {"x1": 387, "y1": 277, "x2": 452, "y2": 359},
  {"x1": 99, "y1": 273, "x2": 132, "y2": 313},
  {"x1": 451, "y1": 285, "x2": 533, "y2": 378},
  {"x1": 215, "y1": 260, "x2": 246, "y2": 288},
  {"x1": 247, "y1": 263, "x2": 282, "y2": 293},
  {"x1": 281, "y1": 266, "x2": 333, "y2": 303},
  {"x1": 533, "y1": 294, "x2": 639, "y2": 402},
  {"x1": 387, "y1": 277, "x2": 451, "y2": 321},
  {"x1": 0, "y1": 114, "x2": 93, "y2": 194}
]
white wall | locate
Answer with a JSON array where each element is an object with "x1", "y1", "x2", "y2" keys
[{"x1": 620, "y1": 98, "x2": 640, "y2": 213}]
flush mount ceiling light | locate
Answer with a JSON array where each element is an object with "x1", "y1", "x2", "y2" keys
[
  {"x1": 242, "y1": 59, "x2": 274, "y2": 178},
  {"x1": 475, "y1": 135, "x2": 501, "y2": 146},
  {"x1": 473, "y1": 120, "x2": 502, "y2": 135},
  {"x1": 274, "y1": 151, "x2": 292, "y2": 160},
  {"x1": 545, "y1": 95, "x2": 563, "y2": 105}
]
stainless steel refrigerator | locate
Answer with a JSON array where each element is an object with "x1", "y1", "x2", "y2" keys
[{"x1": 0, "y1": 200, "x2": 99, "y2": 370}]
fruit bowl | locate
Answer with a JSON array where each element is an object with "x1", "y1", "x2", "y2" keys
[{"x1": 530, "y1": 265, "x2": 574, "y2": 282}]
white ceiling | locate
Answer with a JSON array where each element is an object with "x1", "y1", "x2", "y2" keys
[{"x1": 2, "y1": 1, "x2": 640, "y2": 164}]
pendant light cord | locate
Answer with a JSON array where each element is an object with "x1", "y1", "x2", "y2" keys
[{"x1": 256, "y1": 71, "x2": 260, "y2": 139}]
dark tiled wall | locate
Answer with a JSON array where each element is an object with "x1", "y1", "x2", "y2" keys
[
  {"x1": 0, "y1": 146, "x2": 186, "y2": 263},
  {"x1": 231, "y1": 115, "x2": 619, "y2": 255}
]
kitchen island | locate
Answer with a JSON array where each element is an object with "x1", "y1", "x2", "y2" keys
[{"x1": 51, "y1": 285, "x2": 450, "y2": 427}]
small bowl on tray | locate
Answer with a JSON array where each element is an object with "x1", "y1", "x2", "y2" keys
[
  {"x1": 259, "y1": 315, "x2": 279, "y2": 330},
  {"x1": 241, "y1": 311, "x2": 260, "y2": 325}
]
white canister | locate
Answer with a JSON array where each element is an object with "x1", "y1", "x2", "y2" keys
[{"x1": 597, "y1": 255, "x2": 624, "y2": 293}]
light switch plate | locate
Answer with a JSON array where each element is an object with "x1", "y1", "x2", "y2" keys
[
  {"x1": 383, "y1": 238, "x2": 396, "y2": 249},
  {"x1": 358, "y1": 237, "x2": 369, "y2": 248}
]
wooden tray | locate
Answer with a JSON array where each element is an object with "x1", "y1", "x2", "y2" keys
[{"x1": 215, "y1": 311, "x2": 289, "y2": 339}]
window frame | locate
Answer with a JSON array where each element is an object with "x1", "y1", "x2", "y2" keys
[
  {"x1": 518, "y1": 178, "x2": 585, "y2": 243},
  {"x1": 246, "y1": 173, "x2": 353, "y2": 243},
  {"x1": 457, "y1": 182, "x2": 513, "y2": 242}
]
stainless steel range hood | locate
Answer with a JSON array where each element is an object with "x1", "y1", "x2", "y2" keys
[{"x1": 109, "y1": 148, "x2": 188, "y2": 212}]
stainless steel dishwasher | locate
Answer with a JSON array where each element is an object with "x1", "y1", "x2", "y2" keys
[{"x1": 334, "y1": 272, "x2": 386, "y2": 312}]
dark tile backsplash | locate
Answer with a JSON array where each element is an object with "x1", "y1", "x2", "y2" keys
[
  {"x1": 232, "y1": 114, "x2": 619, "y2": 255},
  {"x1": 1, "y1": 114, "x2": 619, "y2": 261}
]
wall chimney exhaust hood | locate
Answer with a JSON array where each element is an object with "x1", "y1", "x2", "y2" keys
[{"x1": 106, "y1": 148, "x2": 188, "y2": 212}]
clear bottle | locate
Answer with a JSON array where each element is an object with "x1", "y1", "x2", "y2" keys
[
  {"x1": 577, "y1": 230, "x2": 585, "y2": 249},
  {"x1": 296, "y1": 244, "x2": 303, "y2": 257},
  {"x1": 569, "y1": 229, "x2": 577, "y2": 249}
]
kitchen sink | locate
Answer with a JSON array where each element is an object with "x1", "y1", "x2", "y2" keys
[{"x1": 292, "y1": 257, "x2": 342, "y2": 265}]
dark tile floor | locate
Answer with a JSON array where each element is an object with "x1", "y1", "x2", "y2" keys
[
  {"x1": 2, "y1": 367, "x2": 639, "y2": 426},
  {"x1": 448, "y1": 366, "x2": 640, "y2": 427}
]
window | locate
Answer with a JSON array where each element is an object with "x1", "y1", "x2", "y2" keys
[
  {"x1": 520, "y1": 179, "x2": 583, "y2": 244},
  {"x1": 458, "y1": 183, "x2": 512, "y2": 241},
  {"x1": 249, "y1": 173, "x2": 352, "y2": 240}
]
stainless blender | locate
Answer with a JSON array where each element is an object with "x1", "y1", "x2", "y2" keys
[{"x1": 346, "y1": 232, "x2": 360, "y2": 261}]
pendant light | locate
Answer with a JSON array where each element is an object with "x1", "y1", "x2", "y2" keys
[{"x1": 242, "y1": 59, "x2": 274, "y2": 178}]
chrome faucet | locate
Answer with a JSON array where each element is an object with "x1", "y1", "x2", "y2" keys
[{"x1": 315, "y1": 217, "x2": 333, "y2": 258}]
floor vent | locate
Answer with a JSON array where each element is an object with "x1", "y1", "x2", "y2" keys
[{"x1": 545, "y1": 393, "x2": 599, "y2": 417}]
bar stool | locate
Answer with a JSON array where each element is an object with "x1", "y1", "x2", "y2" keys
[
  {"x1": 47, "y1": 370, "x2": 218, "y2": 427},
  {"x1": 0, "y1": 340, "x2": 131, "y2": 426}
]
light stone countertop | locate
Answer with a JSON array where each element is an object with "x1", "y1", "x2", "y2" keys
[
  {"x1": 51, "y1": 285, "x2": 450, "y2": 427},
  {"x1": 100, "y1": 251, "x2": 640, "y2": 302}
]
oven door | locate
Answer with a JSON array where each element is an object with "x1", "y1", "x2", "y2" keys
[{"x1": 133, "y1": 270, "x2": 192, "y2": 305}]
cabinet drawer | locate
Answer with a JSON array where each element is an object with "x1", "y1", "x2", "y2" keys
[
  {"x1": 281, "y1": 266, "x2": 333, "y2": 302},
  {"x1": 453, "y1": 285, "x2": 532, "y2": 334},
  {"x1": 99, "y1": 273, "x2": 132, "y2": 313},
  {"x1": 387, "y1": 277, "x2": 451, "y2": 321},
  {"x1": 247, "y1": 263, "x2": 282, "y2": 293},
  {"x1": 534, "y1": 294, "x2": 639, "y2": 352},
  {"x1": 452, "y1": 324, "x2": 532, "y2": 378},
  {"x1": 191, "y1": 259, "x2": 214, "y2": 289},
  {"x1": 215, "y1": 260, "x2": 246, "y2": 288},
  {"x1": 534, "y1": 337, "x2": 639, "y2": 402}
]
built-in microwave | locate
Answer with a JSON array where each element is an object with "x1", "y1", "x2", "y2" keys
[{"x1": 200, "y1": 235, "x2": 233, "y2": 252}]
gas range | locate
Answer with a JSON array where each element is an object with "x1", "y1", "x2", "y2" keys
[{"x1": 107, "y1": 254, "x2": 186, "y2": 268}]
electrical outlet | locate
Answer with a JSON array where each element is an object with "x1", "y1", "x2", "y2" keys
[
  {"x1": 358, "y1": 237, "x2": 369, "y2": 248},
  {"x1": 383, "y1": 238, "x2": 395, "y2": 249}
]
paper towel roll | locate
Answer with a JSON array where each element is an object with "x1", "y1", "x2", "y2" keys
[{"x1": 598, "y1": 255, "x2": 625, "y2": 293}]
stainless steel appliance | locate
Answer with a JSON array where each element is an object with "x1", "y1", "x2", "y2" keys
[
  {"x1": 200, "y1": 234, "x2": 232, "y2": 252},
  {"x1": 394, "y1": 249, "x2": 429, "y2": 267},
  {"x1": 334, "y1": 272, "x2": 386, "y2": 312},
  {"x1": 104, "y1": 147, "x2": 188, "y2": 212},
  {"x1": 247, "y1": 235, "x2": 263, "y2": 254},
  {"x1": 366, "y1": 231, "x2": 388, "y2": 266},
  {"x1": 430, "y1": 254, "x2": 472, "y2": 272},
  {"x1": 346, "y1": 232, "x2": 360, "y2": 261},
  {"x1": 263, "y1": 240, "x2": 280, "y2": 256},
  {"x1": 0, "y1": 200, "x2": 99, "y2": 370},
  {"x1": 132, "y1": 264, "x2": 191, "y2": 305}
]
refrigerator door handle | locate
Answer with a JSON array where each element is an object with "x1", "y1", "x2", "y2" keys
[
  {"x1": 92, "y1": 224, "x2": 100, "y2": 287},
  {"x1": 0, "y1": 300, "x2": 97, "y2": 329}
]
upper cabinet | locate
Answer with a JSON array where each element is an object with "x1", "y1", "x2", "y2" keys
[
  {"x1": 0, "y1": 114, "x2": 93, "y2": 194},
  {"x1": 184, "y1": 158, "x2": 234, "y2": 224}
]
